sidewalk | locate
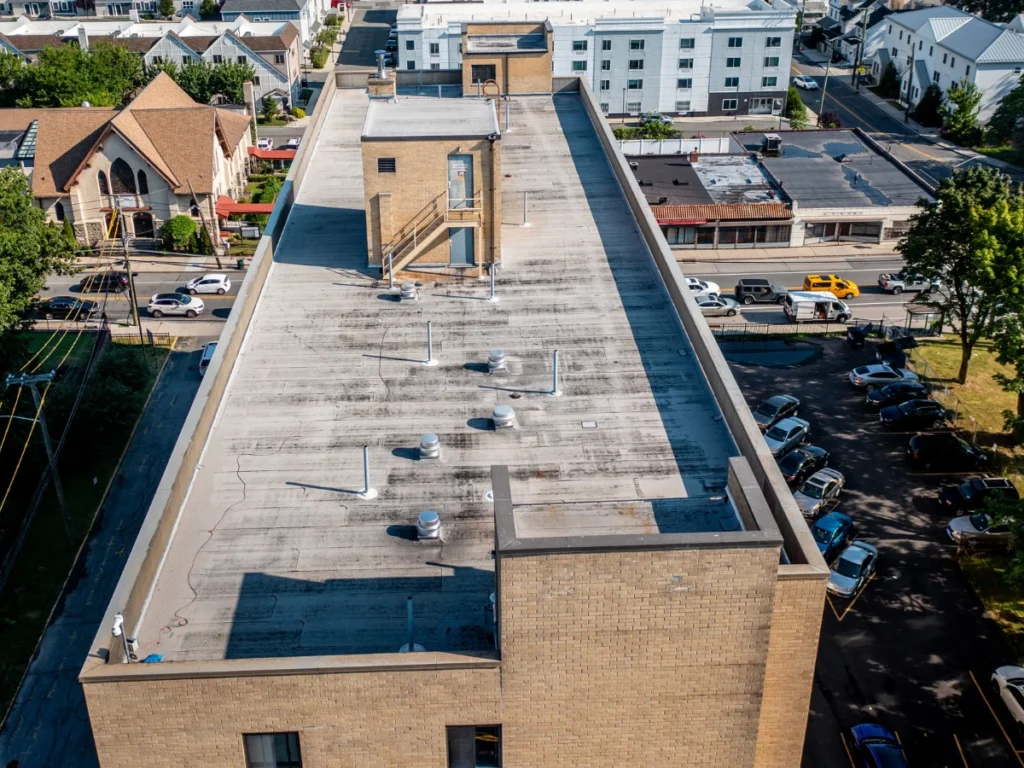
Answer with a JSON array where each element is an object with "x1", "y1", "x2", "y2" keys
[
  {"x1": 675, "y1": 241, "x2": 900, "y2": 262},
  {"x1": 76, "y1": 253, "x2": 243, "y2": 273}
]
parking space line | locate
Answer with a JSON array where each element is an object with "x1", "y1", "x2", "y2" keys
[
  {"x1": 826, "y1": 594, "x2": 843, "y2": 621},
  {"x1": 828, "y1": 573, "x2": 875, "y2": 623},
  {"x1": 969, "y1": 670, "x2": 1024, "y2": 767},
  {"x1": 954, "y1": 734, "x2": 970, "y2": 767},
  {"x1": 840, "y1": 732, "x2": 857, "y2": 768}
]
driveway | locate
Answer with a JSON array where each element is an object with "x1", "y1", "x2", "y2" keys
[
  {"x1": 0, "y1": 342, "x2": 205, "y2": 768},
  {"x1": 727, "y1": 337, "x2": 1020, "y2": 766},
  {"x1": 337, "y1": 7, "x2": 395, "y2": 70}
]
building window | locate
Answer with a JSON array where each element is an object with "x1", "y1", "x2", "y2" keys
[
  {"x1": 572, "y1": 40, "x2": 587, "y2": 51},
  {"x1": 458, "y1": 43, "x2": 462, "y2": 54},
  {"x1": 430, "y1": 63, "x2": 440, "y2": 70},
  {"x1": 274, "y1": 53, "x2": 285, "y2": 64},
  {"x1": 378, "y1": 157, "x2": 396, "y2": 173},
  {"x1": 726, "y1": 57, "x2": 740, "y2": 67},
  {"x1": 137, "y1": 169, "x2": 148, "y2": 194},
  {"x1": 601, "y1": 39, "x2": 611, "y2": 50},
  {"x1": 110, "y1": 158, "x2": 136, "y2": 194},
  {"x1": 728, "y1": 36, "x2": 742, "y2": 48},
  {"x1": 406, "y1": 40, "x2": 414, "y2": 50},
  {"x1": 132, "y1": 211, "x2": 154, "y2": 238},
  {"x1": 942, "y1": 53, "x2": 947, "y2": 64},
  {"x1": 601, "y1": 60, "x2": 610, "y2": 70},
  {"x1": 722, "y1": 98, "x2": 738, "y2": 110},
  {"x1": 54, "y1": 201, "x2": 65, "y2": 221},
  {"x1": 888, "y1": 24, "x2": 892, "y2": 33},
  {"x1": 629, "y1": 39, "x2": 644, "y2": 50},
  {"x1": 898, "y1": 30, "x2": 903, "y2": 40},
  {"x1": 189, "y1": 198, "x2": 200, "y2": 216},
  {"x1": 929, "y1": 46, "x2": 933, "y2": 56},
  {"x1": 406, "y1": 60, "x2": 414, "y2": 70},
  {"x1": 571, "y1": 60, "x2": 587, "y2": 71},
  {"x1": 675, "y1": 100, "x2": 691, "y2": 112},
  {"x1": 430, "y1": 42, "x2": 439, "y2": 54},
  {"x1": 182, "y1": 56, "x2": 189, "y2": 65},
  {"x1": 212, "y1": 54, "x2": 223, "y2": 63},
  {"x1": 629, "y1": 59, "x2": 643, "y2": 70},
  {"x1": 966, "y1": 64, "x2": 970, "y2": 77},
  {"x1": 600, "y1": 102, "x2": 609, "y2": 113},
  {"x1": 237, "y1": 56, "x2": 245, "y2": 64},
  {"x1": 600, "y1": 79, "x2": 609, "y2": 90},
  {"x1": 950, "y1": 56, "x2": 955, "y2": 68},
  {"x1": 918, "y1": 40, "x2": 922, "y2": 50},
  {"x1": 447, "y1": 726, "x2": 500, "y2": 768},
  {"x1": 766, "y1": 36, "x2": 781, "y2": 47},
  {"x1": 932, "y1": 72, "x2": 939, "y2": 84},
  {"x1": 724, "y1": 76, "x2": 739, "y2": 87},
  {"x1": 626, "y1": 100, "x2": 642, "y2": 112},
  {"x1": 677, "y1": 78, "x2": 692, "y2": 89},
  {"x1": 913, "y1": 86, "x2": 919, "y2": 98},
  {"x1": 244, "y1": 733, "x2": 302, "y2": 768},
  {"x1": 891, "y1": 47, "x2": 896, "y2": 57},
  {"x1": 762, "y1": 76, "x2": 777, "y2": 87},
  {"x1": 627, "y1": 79, "x2": 642, "y2": 89},
  {"x1": 98, "y1": 170, "x2": 109, "y2": 196},
  {"x1": 254, "y1": 76, "x2": 260, "y2": 86},
  {"x1": 764, "y1": 56, "x2": 779, "y2": 67},
  {"x1": 679, "y1": 58, "x2": 693, "y2": 69},
  {"x1": 680, "y1": 37, "x2": 694, "y2": 49},
  {"x1": 152, "y1": 55, "x2": 163, "y2": 64}
]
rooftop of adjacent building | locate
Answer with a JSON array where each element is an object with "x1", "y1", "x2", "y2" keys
[
  {"x1": 362, "y1": 98, "x2": 500, "y2": 139},
  {"x1": 629, "y1": 154, "x2": 786, "y2": 208},
  {"x1": 133, "y1": 88, "x2": 740, "y2": 663},
  {"x1": 733, "y1": 129, "x2": 933, "y2": 208},
  {"x1": 0, "y1": 14, "x2": 297, "y2": 42}
]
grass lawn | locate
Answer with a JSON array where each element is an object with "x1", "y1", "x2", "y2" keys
[
  {"x1": 960, "y1": 554, "x2": 1024, "y2": 660},
  {"x1": 977, "y1": 145, "x2": 1024, "y2": 170},
  {"x1": 257, "y1": 117, "x2": 288, "y2": 127},
  {"x1": 0, "y1": 339, "x2": 169, "y2": 717}
]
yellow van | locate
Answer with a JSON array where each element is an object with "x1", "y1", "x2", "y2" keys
[{"x1": 802, "y1": 274, "x2": 860, "y2": 299}]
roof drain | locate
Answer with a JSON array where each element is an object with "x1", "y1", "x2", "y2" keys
[
  {"x1": 417, "y1": 510, "x2": 441, "y2": 539},
  {"x1": 400, "y1": 282, "x2": 418, "y2": 302},
  {"x1": 492, "y1": 404, "x2": 517, "y2": 429},
  {"x1": 418, "y1": 433, "x2": 441, "y2": 460},
  {"x1": 487, "y1": 349, "x2": 506, "y2": 373}
]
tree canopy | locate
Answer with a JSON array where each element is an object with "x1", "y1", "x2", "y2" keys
[
  {"x1": 913, "y1": 83, "x2": 944, "y2": 128},
  {"x1": 13, "y1": 41, "x2": 145, "y2": 107},
  {"x1": 0, "y1": 169, "x2": 78, "y2": 333},
  {"x1": 952, "y1": 0, "x2": 1021, "y2": 23},
  {"x1": 173, "y1": 59, "x2": 255, "y2": 105},
  {"x1": 877, "y1": 60, "x2": 900, "y2": 100},
  {"x1": 784, "y1": 86, "x2": 807, "y2": 128},
  {"x1": 988, "y1": 75, "x2": 1024, "y2": 145}
]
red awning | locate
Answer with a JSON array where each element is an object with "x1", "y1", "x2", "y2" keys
[
  {"x1": 216, "y1": 195, "x2": 275, "y2": 218},
  {"x1": 248, "y1": 146, "x2": 297, "y2": 160}
]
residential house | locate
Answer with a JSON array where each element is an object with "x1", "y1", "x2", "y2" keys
[
  {"x1": 817, "y1": 0, "x2": 893, "y2": 67},
  {"x1": 0, "y1": 72, "x2": 251, "y2": 248},
  {"x1": 220, "y1": 0, "x2": 330, "y2": 57},
  {"x1": 874, "y1": 6, "x2": 1024, "y2": 120}
]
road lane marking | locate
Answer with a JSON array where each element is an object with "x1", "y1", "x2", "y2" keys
[
  {"x1": 840, "y1": 732, "x2": 857, "y2": 768},
  {"x1": 969, "y1": 669, "x2": 1024, "y2": 767},
  {"x1": 954, "y1": 734, "x2": 969, "y2": 767}
]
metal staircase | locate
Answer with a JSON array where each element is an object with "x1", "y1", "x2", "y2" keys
[{"x1": 382, "y1": 192, "x2": 482, "y2": 280}]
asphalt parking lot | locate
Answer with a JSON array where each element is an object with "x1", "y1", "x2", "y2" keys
[{"x1": 727, "y1": 336, "x2": 1023, "y2": 767}]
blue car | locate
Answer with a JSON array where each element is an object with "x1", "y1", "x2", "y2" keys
[
  {"x1": 850, "y1": 723, "x2": 908, "y2": 768},
  {"x1": 810, "y1": 512, "x2": 854, "y2": 563}
]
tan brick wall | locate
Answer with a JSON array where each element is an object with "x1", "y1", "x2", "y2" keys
[
  {"x1": 498, "y1": 547, "x2": 780, "y2": 767},
  {"x1": 83, "y1": 665, "x2": 502, "y2": 768},
  {"x1": 754, "y1": 572, "x2": 827, "y2": 768},
  {"x1": 361, "y1": 136, "x2": 500, "y2": 270},
  {"x1": 462, "y1": 23, "x2": 552, "y2": 95}
]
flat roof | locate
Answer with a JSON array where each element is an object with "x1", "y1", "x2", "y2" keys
[
  {"x1": 734, "y1": 130, "x2": 933, "y2": 208},
  {"x1": 362, "y1": 97, "x2": 500, "y2": 140},
  {"x1": 629, "y1": 154, "x2": 785, "y2": 207},
  {"x1": 136, "y1": 89, "x2": 738, "y2": 663}
]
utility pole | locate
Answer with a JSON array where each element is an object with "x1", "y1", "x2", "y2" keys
[
  {"x1": 904, "y1": 44, "x2": 916, "y2": 124},
  {"x1": 4, "y1": 371, "x2": 70, "y2": 538},
  {"x1": 818, "y1": 40, "x2": 834, "y2": 127},
  {"x1": 852, "y1": 4, "x2": 870, "y2": 90},
  {"x1": 116, "y1": 200, "x2": 146, "y2": 347},
  {"x1": 187, "y1": 179, "x2": 222, "y2": 270}
]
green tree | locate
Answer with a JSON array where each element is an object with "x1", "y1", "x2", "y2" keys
[
  {"x1": 197, "y1": 224, "x2": 214, "y2": 255},
  {"x1": 199, "y1": 0, "x2": 215, "y2": 16},
  {"x1": 158, "y1": 0, "x2": 173, "y2": 15},
  {"x1": 942, "y1": 78, "x2": 983, "y2": 145},
  {"x1": 175, "y1": 59, "x2": 214, "y2": 104},
  {"x1": 897, "y1": 166, "x2": 1024, "y2": 384},
  {"x1": 146, "y1": 58, "x2": 179, "y2": 81},
  {"x1": 209, "y1": 60, "x2": 255, "y2": 104},
  {"x1": 15, "y1": 41, "x2": 144, "y2": 107},
  {"x1": 0, "y1": 52, "x2": 24, "y2": 107},
  {"x1": 261, "y1": 97, "x2": 281, "y2": 123},
  {"x1": 60, "y1": 217, "x2": 76, "y2": 246},
  {"x1": 988, "y1": 75, "x2": 1024, "y2": 145},
  {"x1": 784, "y1": 86, "x2": 807, "y2": 128},
  {"x1": 913, "y1": 83, "x2": 944, "y2": 128},
  {"x1": 160, "y1": 215, "x2": 197, "y2": 251},
  {"x1": 0, "y1": 169, "x2": 78, "y2": 332},
  {"x1": 877, "y1": 60, "x2": 900, "y2": 99},
  {"x1": 315, "y1": 28, "x2": 336, "y2": 48},
  {"x1": 992, "y1": 317, "x2": 1024, "y2": 439}
]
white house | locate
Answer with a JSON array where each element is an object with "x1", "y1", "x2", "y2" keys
[
  {"x1": 873, "y1": 6, "x2": 1024, "y2": 121},
  {"x1": 220, "y1": 0, "x2": 330, "y2": 55},
  {"x1": 817, "y1": 0, "x2": 892, "y2": 67}
]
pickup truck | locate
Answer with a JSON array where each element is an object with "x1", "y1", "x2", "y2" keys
[{"x1": 877, "y1": 272, "x2": 939, "y2": 295}]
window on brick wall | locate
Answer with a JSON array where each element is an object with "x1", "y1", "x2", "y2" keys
[
  {"x1": 244, "y1": 733, "x2": 302, "y2": 768},
  {"x1": 447, "y1": 726, "x2": 501, "y2": 768}
]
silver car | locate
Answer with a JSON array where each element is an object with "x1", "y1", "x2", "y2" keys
[
  {"x1": 848, "y1": 364, "x2": 920, "y2": 390},
  {"x1": 697, "y1": 295, "x2": 741, "y2": 317},
  {"x1": 827, "y1": 541, "x2": 877, "y2": 597},
  {"x1": 763, "y1": 416, "x2": 810, "y2": 457},
  {"x1": 793, "y1": 468, "x2": 845, "y2": 518}
]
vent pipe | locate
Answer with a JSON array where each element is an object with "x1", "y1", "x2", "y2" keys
[
  {"x1": 419, "y1": 433, "x2": 441, "y2": 459},
  {"x1": 417, "y1": 510, "x2": 441, "y2": 539},
  {"x1": 400, "y1": 282, "x2": 418, "y2": 302},
  {"x1": 375, "y1": 49, "x2": 387, "y2": 80},
  {"x1": 487, "y1": 349, "x2": 506, "y2": 373},
  {"x1": 492, "y1": 404, "x2": 516, "y2": 429}
]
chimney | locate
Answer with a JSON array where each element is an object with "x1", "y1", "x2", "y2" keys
[
  {"x1": 243, "y1": 81, "x2": 256, "y2": 116},
  {"x1": 689, "y1": 150, "x2": 699, "y2": 163},
  {"x1": 77, "y1": 26, "x2": 88, "y2": 51},
  {"x1": 367, "y1": 50, "x2": 396, "y2": 100}
]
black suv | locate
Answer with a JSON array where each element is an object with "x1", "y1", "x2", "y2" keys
[
  {"x1": 39, "y1": 296, "x2": 99, "y2": 320},
  {"x1": 939, "y1": 477, "x2": 1019, "y2": 512},
  {"x1": 734, "y1": 278, "x2": 788, "y2": 305},
  {"x1": 79, "y1": 272, "x2": 128, "y2": 293},
  {"x1": 865, "y1": 381, "x2": 929, "y2": 408},
  {"x1": 906, "y1": 432, "x2": 989, "y2": 471}
]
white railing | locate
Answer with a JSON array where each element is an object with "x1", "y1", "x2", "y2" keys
[{"x1": 617, "y1": 137, "x2": 739, "y2": 156}]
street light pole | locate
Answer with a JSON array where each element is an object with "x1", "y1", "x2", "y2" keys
[
  {"x1": 817, "y1": 41, "x2": 834, "y2": 127},
  {"x1": 904, "y1": 45, "x2": 916, "y2": 124}
]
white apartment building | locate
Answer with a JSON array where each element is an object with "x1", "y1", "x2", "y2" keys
[
  {"x1": 396, "y1": 0, "x2": 799, "y2": 117},
  {"x1": 874, "y1": 6, "x2": 1024, "y2": 121}
]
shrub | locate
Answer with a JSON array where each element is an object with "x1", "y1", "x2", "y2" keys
[
  {"x1": 877, "y1": 61, "x2": 900, "y2": 100},
  {"x1": 819, "y1": 110, "x2": 842, "y2": 129},
  {"x1": 290, "y1": 106, "x2": 306, "y2": 119},
  {"x1": 159, "y1": 215, "x2": 197, "y2": 250},
  {"x1": 913, "y1": 83, "x2": 943, "y2": 128},
  {"x1": 784, "y1": 86, "x2": 807, "y2": 128},
  {"x1": 309, "y1": 48, "x2": 328, "y2": 69},
  {"x1": 325, "y1": 13, "x2": 340, "y2": 26}
]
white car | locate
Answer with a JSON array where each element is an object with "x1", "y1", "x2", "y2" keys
[
  {"x1": 686, "y1": 277, "x2": 720, "y2": 298},
  {"x1": 185, "y1": 273, "x2": 231, "y2": 295},
  {"x1": 848, "y1": 364, "x2": 920, "y2": 390},
  {"x1": 763, "y1": 416, "x2": 810, "y2": 457},
  {"x1": 257, "y1": 137, "x2": 274, "y2": 150},
  {"x1": 697, "y1": 296, "x2": 741, "y2": 317},
  {"x1": 827, "y1": 541, "x2": 877, "y2": 597},
  {"x1": 793, "y1": 74, "x2": 819, "y2": 90},
  {"x1": 992, "y1": 667, "x2": 1024, "y2": 728},
  {"x1": 284, "y1": 137, "x2": 301, "y2": 150},
  {"x1": 793, "y1": 468, "x2": 845, "y2": 518},
  {"x1": 148, "y1": 293, "x2": 205, "y2": 318}
]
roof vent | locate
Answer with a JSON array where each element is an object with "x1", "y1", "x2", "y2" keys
[
  {"x1": 487, "y1": 349, "x2": 506, "y2": 373},
  {"x1": 400, "y1": 282, "x2": 418, "y2": 302},
  {"x1": 628, "y1": 160, "x2": 639, "y2": 169},
  {"x1": 492, "y1": 404, "x2": 516, "y2": 429},
  {"x1": 419, "y1": 433, "x2": 441, "y2": 459},
  {"x1": 417, "y1": 510, "x2": 441, "y2": 539}
]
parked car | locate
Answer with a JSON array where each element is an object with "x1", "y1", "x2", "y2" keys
[
  {"x1": 946, "y1": 512, "x2": 1013, "y2": 549},
  {"x1": 198, "y1": 341, "x2": 218, "y2": 376},
  {"x1": 78, "y1": 272, "x2": 128, "y2": 293},
  {"x1": 148, "y1": 293, "x2": 205, "y2": 318},
  {"x1": 734, "y1": 277, "x2": 788, "y2": 305},
  {"x1": 827, "y1": 541, "x2": 878, "y2": 597},
  {"x1": 879, "y1": 399, "x2": 947, "y2": 430},
  {"x1": 763, "y1": 416, "x2": 810, "y2": 457},
  {"x1": 877, "y1": 272, "x2": 939, "y2": 295},
  {"x1": 848, "y1": 364, "x2": 919, "y2": 390},
  {"x1": 793, "y1": 468, "x2": 845, "y2": 518},
  {"x1": 874, "y1": 336, "x2": 918, "y2": 368},
  {"x1": 38, "y1": 296, "x2": 99, "y2": 321},
  {"x1": 697, "y1": 295, "x2": 740, "y2": 317},
  {"x1": 992, "y1": 667, "x2": 1024, "y2": 730},
  {"x1": 185, "y1": 273, "x2": 231, "y2": 295},
  {"x1": 284, "y1": 137, "x2": 301, "y2": 150},
  {"x1": 776, "y1": 445, "x2": 829, "y2": 485},
  {"x1": 793, "y1": 74, "x2": 819, "y2": 90},
  {"x1": 784, "y1": 291, "x2": 851, "y2": 323},
  {"x1": 865, "y1": 381, "x2": 929, "y2": 408},
  {"x1": 803, "y1": 273, "x2": 859, "y2": 299},
  {"x1": 385, "y1": 37, "x2": 397, "y2": 51},
  {"x1": 751, "y1": 394, "x2": 801, "y2": 432},
  {"x1": 811, "y1": 512, "x2": 855, "y2": 563},
  {"x1": 939, "y1": 477, "x2": 1020, "y2": 512},
  {"x1": 906, "y1": 432, "x2": 989, "y2": 471},
  {"x1": 849, "y1": 723, "x2": 909, "y2": 768},
  {"x1": 257, "y1": 137, "x2": 274, "y2": 150},
  {"x1": 685, "y1": 277, "x2": 720, "y2": 298},
  {"x1": 640, "y1": 112, "x2": 673, "y2": 127}
]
